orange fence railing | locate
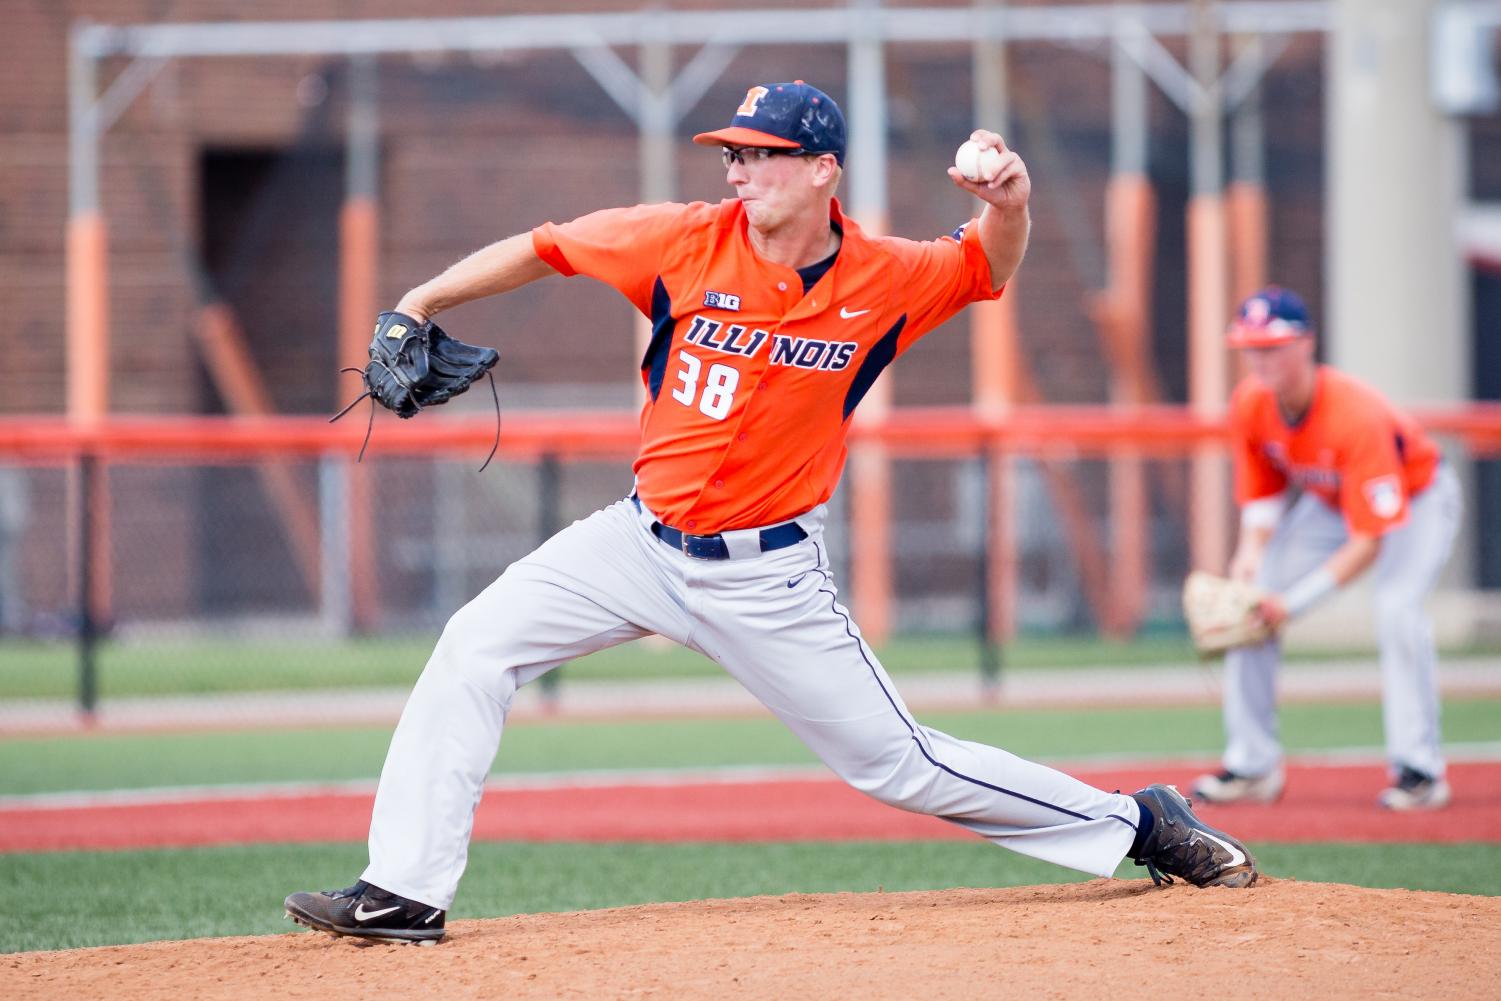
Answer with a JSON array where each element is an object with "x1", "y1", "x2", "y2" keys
[
  {"x1": 4, "y1": 405, "x2": 1500, "y2": 460},
  {"x1": 0, "y1": 408, "x2": 1239, "y2": 459},
  {"x1": 4, "y1": 404, "x2": 1498, "y2": 714}
]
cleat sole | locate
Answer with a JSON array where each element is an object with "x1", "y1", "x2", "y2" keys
[
  {"x1": 1206, "y1": 869, "x2": 1258, "y2": 889},
  {"x1": 285, "y1": 907, "x2": 443, "y2": 944}
]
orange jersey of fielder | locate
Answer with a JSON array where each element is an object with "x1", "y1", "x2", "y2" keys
[
  {"x1": 532, "y1": 197, "x2": 1003, "y2": 532},
  {"x1": 1230, "y1": 366, "x2": 1441, "y2": 536}
]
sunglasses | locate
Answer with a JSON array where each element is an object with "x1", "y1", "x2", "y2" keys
[{"x1": 720, "y1": 146, "x2": 808, "y2": 167}]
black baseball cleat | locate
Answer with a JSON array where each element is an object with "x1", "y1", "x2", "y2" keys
[
  {"x1": 284, "y1": 880, "x2": 446, "y2": 944},
  {"x1": 1130, "y1": 783, "x2": 1259, "y2": 888}
]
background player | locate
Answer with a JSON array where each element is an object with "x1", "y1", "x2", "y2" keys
[
  {"x1": 1193, "y1": 287, "x2": 1462, "y2": 810},
  {"x1": 285, "y1": 81, "x2": 1257, "y2": 945}
]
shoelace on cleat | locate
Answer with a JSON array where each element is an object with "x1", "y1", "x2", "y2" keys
[
  {"x1": 1171, "y1": 845, "x2": 1223, "y2": 886},
  {"x1": 1136, "y1": 820, "x2": 1236, "y2": 887}
]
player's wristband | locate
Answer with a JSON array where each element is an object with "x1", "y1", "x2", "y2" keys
[{"x1": 1282, "y1": 568, "x2": 1337, "y2": 619}]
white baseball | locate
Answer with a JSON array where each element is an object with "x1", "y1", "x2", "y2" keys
[{"x1": 954, "y1": 140, "x2": 1003, "y2": 183}]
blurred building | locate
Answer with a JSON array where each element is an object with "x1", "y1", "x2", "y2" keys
[{"x1": 1, "y1": 0, "x2": 1497, "y2": 641}]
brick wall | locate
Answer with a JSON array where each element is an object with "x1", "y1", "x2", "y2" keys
[
  {"x1": 0, "y1": 0, "x2": 1361, "y2": 420},
  {"x1": 3, "y1": 1, "x2": 1493, "y2": 625}
]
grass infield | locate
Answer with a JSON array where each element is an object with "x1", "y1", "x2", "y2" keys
[
  {"x1": 3, "y1": 633, "x2": 1184, "y2": 698},
  {"x1": 5, "y1": 699, "x2": 1500, "y2": 796},
  {"x1": 3, "y1": 840, "x2": 1497, "y2": 954},
  {"x1": 9, "y1": 631, "x2": 1497, "y2": 699}
]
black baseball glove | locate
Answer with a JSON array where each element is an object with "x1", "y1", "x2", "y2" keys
[
  {"x1": 362, "y1": 311, "x2": 499, "y2": 417},
  {"x1": 333, "y1": 310, "x2": 502, "y2": 467}
]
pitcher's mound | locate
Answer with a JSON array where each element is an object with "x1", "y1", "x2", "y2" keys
[{"x1": 7, "y1": 879, "x2": 1500, "y2": 1000}]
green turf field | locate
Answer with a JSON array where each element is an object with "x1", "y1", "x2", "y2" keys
[
  {"x1": 2, "y1": 632, "x2": 1180, "y2": 697},
  {"x1": 4, "y1": 699, "x2": 1498, "y2": 955},
  {"x1": 8, "y1": 630, "x2": 1495, "y2": 699},
  {"x1": 3, "y1": 841, "x2": 1497, "y2": 954},
  {"x1": 5, "y1": 698, "x2": 1499, "y2": 796}
]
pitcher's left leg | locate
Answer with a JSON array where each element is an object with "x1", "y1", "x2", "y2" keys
[{"x1": 690, "y1": 543, "x2": 1139, "y2": 879}]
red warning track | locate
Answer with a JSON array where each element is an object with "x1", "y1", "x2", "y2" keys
[{"x1": 3, "y1": 762, "x2": 1499, "y2": 853}]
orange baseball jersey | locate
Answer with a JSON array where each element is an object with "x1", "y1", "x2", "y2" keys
[
  {"x1": 532, "y1": 197, "x2": 1003, "y2": 532},
  {"x1": 1230, "y1": 366, "x2": 1441, "y2": 535}
]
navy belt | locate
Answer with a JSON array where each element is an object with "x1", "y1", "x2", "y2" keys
[{"x1": 633, "y1": 495, "x2": 807, "y2": 560}]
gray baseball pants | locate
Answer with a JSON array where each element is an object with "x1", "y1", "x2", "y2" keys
[
  {"x1": 1222, "y1": 464, "x2": 1462, "y2": 780},
  {"x1": 362, "y1": 496, "x2": 1143, "y2": 910}
]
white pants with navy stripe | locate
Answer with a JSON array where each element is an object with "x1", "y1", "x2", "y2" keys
[
  {"x1": 364, "y1": 496, "x2": 1143, "y2": 910},
  {"x1": 1222, "y1": 464, "x2": 1462, "y2": 780}
]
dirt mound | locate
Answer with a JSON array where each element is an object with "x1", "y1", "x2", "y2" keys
[{"x1": 6, "y1": 879, "x2": 1499, "y2": 1000}]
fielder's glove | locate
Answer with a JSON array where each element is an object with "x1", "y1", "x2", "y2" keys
[
  {"x1": 1182, "y1": 570, "x2": 1273, "y2": 656},
  {"x1": 333, "y1": 310, "x2": 502, "y2": 468}
]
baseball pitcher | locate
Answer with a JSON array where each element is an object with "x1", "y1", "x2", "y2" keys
[
  {"x1": 286, "y1": 81, "x2": 1257, "y2": 945},
  {"x1": 1192, "y1": 287, "x2": 1462, "y2": 810}
]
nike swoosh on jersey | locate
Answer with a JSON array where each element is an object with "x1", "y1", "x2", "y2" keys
[
  {"x1": 840, "y1": 307, "x2": 871, "y2": 319},
  {"x1": 353, "y1": 904, "x2": 402, "y2": 922},
  {"x1": 1189, "y1": 829, "x2": 1247, "y2": 868}
]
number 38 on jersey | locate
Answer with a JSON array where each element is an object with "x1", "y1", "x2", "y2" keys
[{"x1": 671, "y1": 349, "x2": 740, "y2": 421}]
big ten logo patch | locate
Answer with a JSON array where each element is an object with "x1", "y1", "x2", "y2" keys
[
  {"x1": 703, "y1": 290, "x2": 741, "y2": 311},
  {"x1": 1362, "y1": 474, "x2": 1403, "y2": 520},
  {"x1": 683, "y1": 315, "x2": 768, "y2": 358},
  {"x1": 770, "y1": 334, "x2": 857, "y2": 372}
]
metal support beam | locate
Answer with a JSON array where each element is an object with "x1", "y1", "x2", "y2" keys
[
  {"x1": 339, "y1": 53, "x2": 382, "y2": 634},
  {"x1": 1104, "y1": 19, "x2": 1156, "y2": 639},
  {"x1": 638, "y1": 25, "x2": 675, "y2": 204},
  {"x1": 68, "y1": 24, "x2": 99, "y2": 219},
  {"x1": 1187, "y1": 0, "x2": 1232, "y2": 578},
  {"x1": 971, "y1": 0, "x2": 1016, "y2": 668},
  {"x1": 1116, "y1": 17, "x2": 1292, "y2": 115},
  {"x1": 570, "y1": 34, "x2": 737, "y2": 134},
  {"x1": 346, "y1": 54, "x2": 379, "y2": 200},
  {"x1": 1228, "y1": 32, "x2": 1270, "y2": 337},
  {"x1": 1222, "y1": 31, "x2": 1291, "y2": 110},
  {"x1": 1230, "y1": 34, "x2": 1268, "y2": 185},
  {"x1": 88, "y1": 55, "x2": 169, "y2": 136},
  {"x1": 848, "y1": 0, "x2": 895, "y2": 643},
  {"x1": 1112, "y1": 25, "x2": 1151, "y2": 175},
  {"x1": 847, "y1": 3, "x2": 889, "y2": 229},
  {"x1": 67, "y1": 22, "x2": 109, "y2": 426},
  {"x1": 75, "y1": 4, "x2": 1337, "y2": 60},
  {"x1": 670, "y1": 41, "x2": 741, "y2": 112},
  {"x1": 570, "y1": 43, "x2": 646, "y2": 123}
]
